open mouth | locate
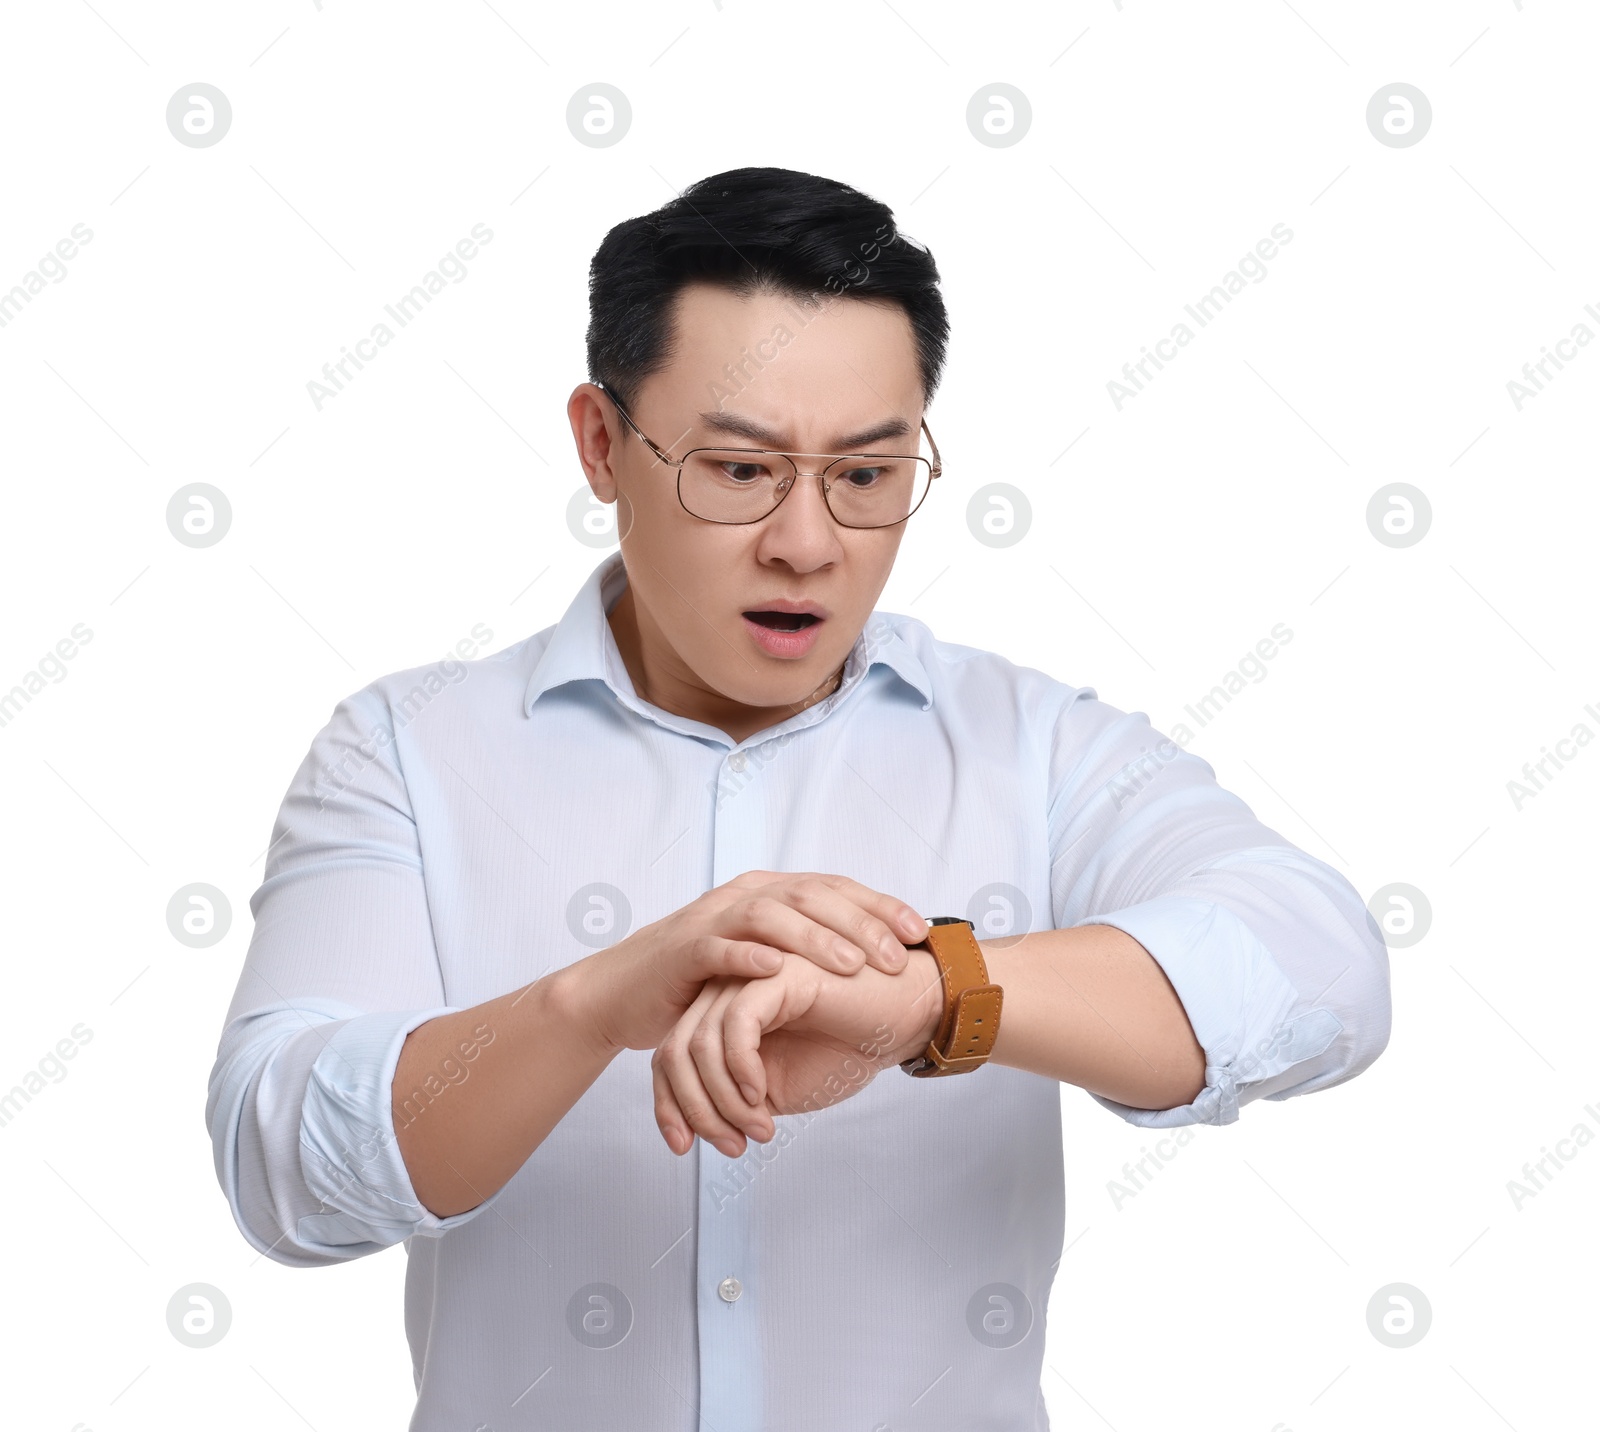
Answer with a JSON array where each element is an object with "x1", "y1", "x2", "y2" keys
[{"x1": 743, "y1": 611, "x2": 821, "y2": 632}]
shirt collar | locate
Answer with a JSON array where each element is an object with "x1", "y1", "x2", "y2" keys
[{"x1": 523, "y1": 551, "x2": 933, "y2": 734}]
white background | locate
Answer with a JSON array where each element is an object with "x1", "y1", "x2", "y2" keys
[{"x1": 1, "y1": 1, "x2": 1595, "y2": 1428}]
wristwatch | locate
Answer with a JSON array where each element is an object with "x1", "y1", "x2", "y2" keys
[{"x1": 900, "y1": 916, "x2": 1004, "y2": 1077}]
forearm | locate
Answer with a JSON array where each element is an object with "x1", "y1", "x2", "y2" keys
[
  {"x1": 393, "y1": 964, "x2": 616, "y2": 1218},
  {"x1": 981, "y1": 925, "x2": 1206, "y2": 1111}
]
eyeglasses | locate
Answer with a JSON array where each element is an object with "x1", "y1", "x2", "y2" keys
[{"x1": 597, "y1": 383, "x2": 942, "y2": 529}]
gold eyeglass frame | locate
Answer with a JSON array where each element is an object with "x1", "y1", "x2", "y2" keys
[{"x1": 596, "y1": 382, "x2": 942, "y2": 529}]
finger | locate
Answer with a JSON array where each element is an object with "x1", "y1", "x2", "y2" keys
[
  {"x1": 655, "y1": 1002, "x2": 751, "y2": 1160},
  {"x1": 722, "y1": 976, "x2": 789, "y2": 1111},
  {"x1": 726, "y1": 870, "x2": 926, "y2": 966},
  {"x1": 718, "y1": 894, "x2": 865, "y2": 976},
  {"x1": 775, "y1": 877, "x2": 929, "y2": 975},
  {"x1": 680, "y1": 933, "x2": 786, "y2": 983},
  {"x1": 649, "y1": 981, "x2": 726, "y2": 1155},
  {"x1": 816, "y1": 874, "x2": 930, "y2": 952},
  {"x1": 687, "y1": 984, "x2": 772, "y2": 1143},
  {"x1": 656, "y1": 1035, "x2": 746, "y2": 1159},
  {"x1": 651, "y1": 1049, "x2": 693, "y2": 1155}
]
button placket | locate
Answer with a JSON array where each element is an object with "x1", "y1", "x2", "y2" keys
[{"x1": 700, "y1": 744, "x2": 766, "y2": 1428}]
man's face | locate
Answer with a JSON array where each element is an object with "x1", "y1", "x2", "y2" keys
[{"x1": 575, "y1": 281, "x2": 926, "y2": 727}]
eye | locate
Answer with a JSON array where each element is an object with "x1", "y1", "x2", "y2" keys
[
  {"x1": 719, "y1": 461, "x2": 771, "y2": 484},
  {"x1": 838, "y1": 465, "x2": 887, "y2": 488}
]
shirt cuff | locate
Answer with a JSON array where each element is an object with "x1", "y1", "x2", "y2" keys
[
  {"x1": 298, "y1": 1007, "x2": 501, "y2": 1251},
  {"x1": 1072, "y1": 896, "x2": 1344, "y2": 1128}
]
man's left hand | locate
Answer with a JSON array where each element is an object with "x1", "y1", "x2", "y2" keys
[{"x1": 650, "y1": 947, "x2": 945, "y2": 1159}]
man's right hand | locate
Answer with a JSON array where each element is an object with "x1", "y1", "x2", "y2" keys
[{"x1": 560, "y1": 870, "x2": 928, "y2": 1057}]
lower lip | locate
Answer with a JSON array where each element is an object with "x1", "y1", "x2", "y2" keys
[{"x1": 742, "y1": 614, "x2": 825, "y2": 657}]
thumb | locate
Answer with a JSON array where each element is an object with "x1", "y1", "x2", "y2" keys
[{"x1": 722, "y1": 975, "x2": 793, "y2": 1107}]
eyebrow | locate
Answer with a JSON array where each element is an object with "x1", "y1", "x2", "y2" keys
[{"x1": 694, "y1": 410, "x2": 915, "y2": 453}]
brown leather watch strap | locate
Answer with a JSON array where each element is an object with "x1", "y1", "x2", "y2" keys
[{"x1": 901, "y1": 917, "x2": 1003, "y2": 1077}]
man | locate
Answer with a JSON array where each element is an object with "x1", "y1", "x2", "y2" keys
[{"x1": 206, "y1": 166, "x2": 1391, "y2": 1430}]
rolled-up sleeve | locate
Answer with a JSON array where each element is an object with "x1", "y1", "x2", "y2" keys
[
  {"x1": 1045, "y1": 687, "x2": 1392, "y2": 1127},
  {"x1": 204, "y1": 686, "x2": 504, "y2": 1267}
]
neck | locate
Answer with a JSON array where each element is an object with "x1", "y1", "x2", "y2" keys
[{"x1": 606, "y1": 584, "x2": 845, "y2": 744}]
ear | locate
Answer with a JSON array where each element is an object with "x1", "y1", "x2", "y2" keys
[{"x1": 567, "y1": 383, "x2": 623, "y2": 502}]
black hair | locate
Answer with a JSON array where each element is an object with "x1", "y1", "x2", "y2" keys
[{"x1": 584, "y1": 166, "x2": 949, "y2": 416}]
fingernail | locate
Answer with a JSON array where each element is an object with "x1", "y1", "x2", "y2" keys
[
  {"x1": 739, "y1": 1082, "x2": 760, "y2": 1105},
  {"x1": 880, "y1": 936, "x2": 904, "y2": 963}
]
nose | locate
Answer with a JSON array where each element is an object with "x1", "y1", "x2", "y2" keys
[{"x1": 770, "y1": 468, "x2": 839, "y2": 525}]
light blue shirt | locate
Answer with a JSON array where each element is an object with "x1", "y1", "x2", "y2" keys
[{"x1": 206, "y1": 549, "x2": 1390, "y2": 1430}]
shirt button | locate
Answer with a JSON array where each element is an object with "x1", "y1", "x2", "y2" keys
[
  {"x1": 727, "y1": 752, "x2": 747, "y2": 773},
  {"x1": 717, "y1": 1276, "x2": 743, "y2": 1303}
]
